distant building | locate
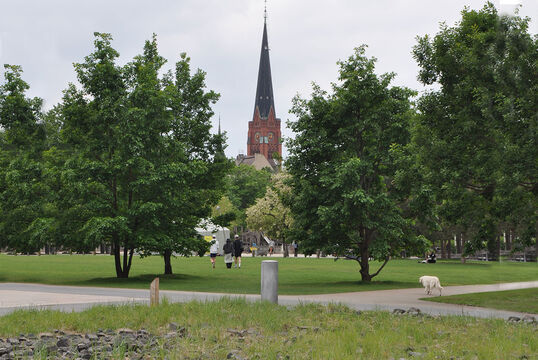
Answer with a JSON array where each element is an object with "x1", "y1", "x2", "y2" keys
[
  {"x1": 243, "y1": 9, "x2": 281, "y2": 171},
  {"x1": 235, "y1": 153, "x2": 277, "y2": 171}
]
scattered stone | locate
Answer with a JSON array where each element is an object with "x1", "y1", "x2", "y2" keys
[
  {"x1": 79, "y1": 349, "x2": 92, "y2": 360},
  {"x1": 85, "y1": 333, "x2": 98, "y2": 342},
  {"x1": 407, "y1": 307, "x2": 422, "y2": 315},
  {"x1": 6, "y1": 339, "x2": 18, "y2": 345},
  {"x1": 0, "y1": 325, "x2": 192, "y2": 359},
  {"x1": 164, "y1": 332, "x2": 178, "y2": 340},
  {"x1": 296, "y1": 326, "x2": 320, "y2": 332},
  {"x1": 508, "y1": 316, "x2": 521, "y2": 323},
  {"x1": 45, "y1": 343, "x2": 58, "y2": 353},
  {"x1": 521, "y1": 315, "x2": 536, "y2": 324},
  {"x1": 227, "y1": 350, "x2": 246, "y2": 360},
  {"x1": 77, "y1": 342, "x2": 89, "y2": 351},
  {"x1": 56, "y1": 337, "x2": 70, "y2": 348},
  {"x1": 117, "y1": 328, "x2": 134, "y2": 335},
  {"x1": 393, "y1": 308, "x2": 406, "y2": 314},
  {"x1": 227, "y1": 329, "x2": 247, "y2": 337},
  {"x1": 169, "y1": 322, "x2": 179, "y2": 331},
  {"x1": 39, "y1": 332, "x2": 54, "y2": 340},
  {"x1": 409, "y1": 350, "x2": 423, "y2": 357},
  {"x1": 284, "y1": 336, "x2": 297, "y2": 344}
]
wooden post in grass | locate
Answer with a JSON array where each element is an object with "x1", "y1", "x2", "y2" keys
[
  {"x1": 261, "y1": 260, "x2": 278, "y2": 304},
  {"x1": 150, "y1": 277, "x2": 159, "y2": 306}
]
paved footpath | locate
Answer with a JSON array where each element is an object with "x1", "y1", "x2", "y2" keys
[{"x1": 0, "y1": 281, "x2": 537, "y2": 319}]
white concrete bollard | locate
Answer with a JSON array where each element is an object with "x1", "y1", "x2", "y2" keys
[{"x1": 261, "y1": 260, "x2": 278, "y2": 304}]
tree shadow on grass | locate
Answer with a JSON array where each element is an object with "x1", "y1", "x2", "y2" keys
[
  {"x1": 279, "y1": 280, "x2": 418, "y2": 295},
  {"x1": 79, "y1": 273, "x2": 203, "y2": 288},
  {"x1": 435, "y1": 261, "x2": 493, "y2": 267}
]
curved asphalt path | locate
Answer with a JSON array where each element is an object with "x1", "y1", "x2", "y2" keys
[{"x1": 1, "y1": 281, "x2": 537, "y2": 319}]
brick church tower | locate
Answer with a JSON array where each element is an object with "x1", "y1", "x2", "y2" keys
[{"x1": 247, "y1": 13, "x2": 282, "y2": 160}]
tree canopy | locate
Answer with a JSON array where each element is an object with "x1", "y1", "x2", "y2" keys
[
  {"x1": 411, "y1": 3, "x2": 537, "y2": 257},
  {"x1": 56, "y1": 33, "x2": 228, "y2": 277},
  {"x1": 0, "y1": 65, "x2": 48, "y2": 254},
  {"x1": 286, "y1": 46, "x2": 421, "y2": 281},
  {"x1": 246, "y1": 172, "x2": 294, "y2": 255}
]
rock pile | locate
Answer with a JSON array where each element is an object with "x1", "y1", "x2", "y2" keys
[{"x1": 0, "y1": 323, "x2": 186, "y2": 359}]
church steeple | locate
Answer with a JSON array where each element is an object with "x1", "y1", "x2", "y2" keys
[
  {"x1": 253, "y1": 11, "x2": 275, "y2": 119},
  {"x1": 246, "y1": 3, "x2": 282, "y2": 161}
]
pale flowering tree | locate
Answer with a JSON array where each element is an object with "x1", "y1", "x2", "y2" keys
[{"x1": 246, "y1": 173, "x2": 294, "y2": 257}]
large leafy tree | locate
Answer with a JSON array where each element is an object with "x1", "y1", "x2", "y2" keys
[
  {"x1": 412, "y1": 3, "x2": 537, "y2": 258},
  {"x1": 59, "y1": 33, "x2": 226, "y2": 277},
  {"x1": 0, "y1": 65, "x2": 48, "y2": 253},
  {"x1": 223, "y1": 164, "x2": 272, "y2": 228},
  {"x1": 286, "y1": 46, "x2": 418, "y2": 281},
  {"x1": 246, "y1": 172, "x2": 294, "y2": 256}
]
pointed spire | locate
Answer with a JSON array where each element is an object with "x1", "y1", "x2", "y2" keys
[
  {"x1": 216, "y1": 114, "x2": 224, "y2": 157},
  {"x1": 253, "y1": 2, "x2": 275, "y2": 120}
]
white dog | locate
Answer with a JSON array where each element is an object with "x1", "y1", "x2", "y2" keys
[{"x1": 419, "y1": 275, "x2": 443, "y2": 296}]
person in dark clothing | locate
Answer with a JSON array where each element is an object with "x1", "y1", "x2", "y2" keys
[
  {"x1": 233, "y1": 234, "x2": 243, "y2": 268},
  {"x1": 223, "y1": 239, "x2": 233, "y2": 269}
]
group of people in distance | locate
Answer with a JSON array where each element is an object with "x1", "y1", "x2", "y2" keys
[{"x1": 209, "y1": 234, "x2": 244, "y2": 269}]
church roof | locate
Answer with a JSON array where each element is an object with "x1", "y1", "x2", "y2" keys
[{"x1": 253, "y1": 20, "x2": 275, "y2": 120}]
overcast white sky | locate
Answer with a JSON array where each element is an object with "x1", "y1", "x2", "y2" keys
[{"x1": 0, "y1": 0, "x2": 536, "y2": 158}]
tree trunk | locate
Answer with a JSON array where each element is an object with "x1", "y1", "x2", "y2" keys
[
  {"x1": 456, "y1": 233, "x2": 461, "y2": 254},
  {"x1": 447, "y1": 237, "x2": 451, "y2": 259},
  {"x1": 440, "y1": 239, "x2": 445, "y2": 259},
  {"x1": 506, "y1": 228, "x2": 513, "y2": 251},
  {"x1": 497, "y1": 234, "x2": 501, "y2": 261},
  {"x1": 359, "y1": 249, "x2": 372, "y2": 282},
  {"x1": 283, "y1": 243, "x2": 289, "y2": 257},
  {"x1": 114, "y1": 245, "x2": 127, "y2": 278},
  {"x1": 164, "y1": 249, "x2": 173, "y2": 275},
  {"x1": 358, "y1": 228, "x2": 373, "y2": 282},
  {"x1": 113, "y1": 239, "x2": 131, "y2": 278},
  {"x1": 535, "y1": 222, "x2": 538, "y2": 263}
]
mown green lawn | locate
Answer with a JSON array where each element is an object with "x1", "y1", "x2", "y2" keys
[
  {"x1": 423, "y1": 288, "x2": 538, "y2": 314},
  {"x1": 0, "y1": 299, "x2": 536, "y2": 359},
  {"x1": 0, "y1": 254, "x2": 536, "y2": 295}
]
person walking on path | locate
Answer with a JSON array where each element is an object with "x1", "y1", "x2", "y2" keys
[
  {"x1": 209, "y1": 235, "x2": 219, "y2": 269},
  {"x1": 268, "y1": 240, "x2": 274, "y2": 256},
  {"x1": 223, "y1": 238, "x2": 234, "y2": 269},
  {"x1": 292, "y1": 241, "x2": 298, "y2": 257},
  {"x1": 233, "y1": 234, "x2": 243, "y2": 268}
]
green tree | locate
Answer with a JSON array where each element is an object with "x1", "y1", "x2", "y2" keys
[
  {"x1": 0, "y1": 65, "x2": 48, "y2": 253},
  {"x1": 286, "y1": 46, "x2": 417, "y2": 281},
  {"x1": 225, "y1": 164, "x2": 272, "y2": 228},
  {"x1": 59, "y1": 33, "x2": 226, "y2": 277},
  {"x1": 412, "y1": 3, "x2": 537, "y2": 259},
  {"x1": 246, "y1": 172, "x2": 294, "y2": 256},
  {"x1": 211, "y1": 196, "x2": 239, "y2": 229}
]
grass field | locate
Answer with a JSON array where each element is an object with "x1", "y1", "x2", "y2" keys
[
  {"x1": 0, "y1": 254, "x2": 536, "y2": 295},
  {"x1": 423, "y1": 288, "x2": 538, "y2": 314},
  {"x1": 0, "y1": 299, "x2": 536, "y2": 359}
]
